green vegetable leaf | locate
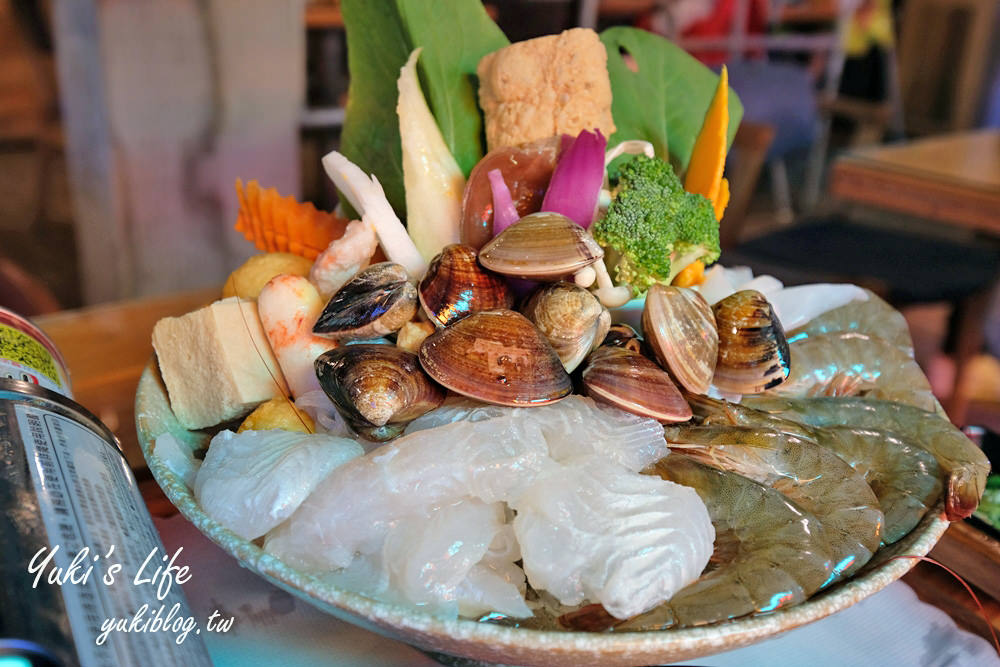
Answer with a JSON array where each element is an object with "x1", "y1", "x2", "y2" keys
[
  {"x1": 600, "y1": 27, "x2": 743, "y2": 172},
  {"x1": 339, "y1": 0, "x2": 507, "y2": 219},
  {"x1": 340, "y1": 0, "x2": 412, "y2": 218},
  {"x1": 395, "y1": 0, "x2": 508, "y2": 176}
]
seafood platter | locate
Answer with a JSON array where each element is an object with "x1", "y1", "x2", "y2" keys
[{"x1": 136, "y1": 2, "x2": 990, "y2": 664}]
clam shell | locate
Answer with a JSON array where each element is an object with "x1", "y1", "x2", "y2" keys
[
  {"x1": 419, "y1": 244, "x2": 513, "y2": 328},
  {"x1": 712, "y1": 289, "x2": 791, "y2": 394},
  {"x1": 642, "y1": 285, "x2": 719, "y2": 395},
  {"x1": 478, "y1": 213, "x2": 603, "y2": 281},
  {"x1": 521, "y1": 282, "x2": 610, "y2": 372},
  {"x1": 418, "y1": 309, "x2": 571, "y2": 406},
  {"x1": 315, "y1": 344, "x2": 445, "y2": 441},
  {"x1": 313, "y1": 262, "x2": 417, "y2": 340},
  {"x1": 603, "y1": 323, "x2": 644, "y2": 354},
  {"x1": 582, "y1": 346, "x2": 692, "y2": 422}
]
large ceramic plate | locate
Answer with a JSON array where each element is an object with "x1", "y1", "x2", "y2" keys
[{"x1": 136, "y1": 361, "x2": 950, "y2": 667}]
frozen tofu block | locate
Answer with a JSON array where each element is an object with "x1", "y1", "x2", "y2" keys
[
  {"x1": 153, "y1": 298, "x2": 288, "y2": 429},
  {"x1": 477, "y1": 28, "x2": 616, "y2": 151}
]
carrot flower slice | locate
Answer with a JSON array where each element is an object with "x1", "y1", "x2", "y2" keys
[{"x1": 234, "y1": 179, "x2": 351, "y2": 260}]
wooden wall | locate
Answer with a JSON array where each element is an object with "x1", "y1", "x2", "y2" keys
[{"x1": 52, "y1": 0, "x2": 307, "y2": 303}]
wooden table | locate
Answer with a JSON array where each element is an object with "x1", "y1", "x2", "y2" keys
[
  {"x1": 33, "y1": 287, "x2": 217, "y2": 472},
  {"x1": 831, "y1": 130, "x2": 1000, "y2": 237},
  {"x1": 831, "y1": 130, "x2": 1000, "y2": 427}
]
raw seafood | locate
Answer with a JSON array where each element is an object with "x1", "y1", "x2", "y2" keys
[
  {"x1": 512, "y1": 454, "x2": 713, "y2": 619},
  {"x1": 309, "y1": 219, "x2": 380, "y2": 299},
  {"x1": 264, "y1": 397, "x2": 711, "y2": 619},
  {"x1": 257, "y1": 274, "x2": 336, "y2": 398},
  {"x1": 786, "y1": 288, "x2": 913, "y2": 356},
  {"x1": 687, "y1": 393, "x2": 942, "y2": 543},
  {"x1": 740, "y1": 395, "x2": 991, "y2": 521},
  {"x1": 195, "y1": 428, "x2": 362, "y2": 540},
  {"x1": 769, "y1": 331, "x2": 938, "y2": 413},
  {"x1": 663, "y1": 425, "x2": 884, "y2": 579},
  {"x1": 627, "y1": 455, "x2": 837, "y2": 628}
]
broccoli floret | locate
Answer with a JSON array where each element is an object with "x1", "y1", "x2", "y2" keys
[{"x1": 591, "y1": 155, "x2": 720, "y2": 295}]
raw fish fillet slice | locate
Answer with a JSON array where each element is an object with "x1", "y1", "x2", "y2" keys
[
  {"x1": 456, "y1": 522, "x2": 531, "y2": 618},
  {"x1": 404, "y1": 396, "x2": 510, "y2": 431},
  {"x1": 512, "y1": 455, "x2": 714, "y2": 619},
  {"x1": 457, "y1": 560, "x2": 532, "y2": 619},
  {"x1": 406, "y1": 395, "x2": 666, "y2": 472},
  {"x1": 265, "y1": 417, "x2": 552, "y2": 571},
  {"x1": 383, "y1": 499, "x2": 504, "y2": 615},
  {"x1": 529, "y1": 396, "x2": 667, "y2": 471},
  {"x1": 195, "y1": 429, "x2": 363, "y2": 540},
  {"x1": 313, "y1": 502, "x2": 531, "y2": 619}
]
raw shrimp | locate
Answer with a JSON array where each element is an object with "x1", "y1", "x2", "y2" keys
[
  {"x1": 596, "y1": 455, "x2": 836, "y2": 629},
  {"x1": 768, "y1": 331, "x2": 939, "y2": 414},
  {"x1": 813, "y1": 427, "x2": 941, "y2": 543},
  {"x1": 257, "y1": 274, "x2": 337, "y2": 397},
  {"x1": 687, "y1": 393, "x2": 942, "y2": 543},
  {"x1": 309, "y1": 219, "x2": 379, "y2": 299},
  {"x1": 786, "y1": 289, "x2": 914, "y2": 356},
  {"x1": 740, "y1": 395, "x2": 991, "y2": 521},
  {"x1": 663, "y1": 425, "x2": 884, "y2": 579}
]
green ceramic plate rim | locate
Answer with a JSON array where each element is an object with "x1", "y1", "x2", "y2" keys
[{"x1": 135, "y1": 360, "x2": 950, "y2": 665}]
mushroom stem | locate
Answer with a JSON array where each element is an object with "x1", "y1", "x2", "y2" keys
[
  {"x1": 592, "y1": 260, "x2": 632, "y2": 308},
  {"x1": 574, "y1": 266, "x2": 597, "y2": 288}
]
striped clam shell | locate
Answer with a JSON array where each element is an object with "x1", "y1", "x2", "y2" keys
[
  {"x1": 418, "y1": 309, "x2": 571, "y2": 407},
  {"x1": 712, "y1": 290, "x2": 791, "y2": 394},
  {"x1": 419, "y1": 244, "x2": 513, "y2": 328},
  {"x1": 521, "y1": 282, "x2": 610, "y2": 373},
  {"x1": 478, "y1": 212, "x2": 603, "y2": 281},
  {"x1": 581, "y1": 346, "x2": 692, "y2": 423},
  {"x1": 642, "y1": 285, "x2": 718, "y2": 395},
  {"x1": 315, "y1": 344, "x2": 446, "y2": 441}
]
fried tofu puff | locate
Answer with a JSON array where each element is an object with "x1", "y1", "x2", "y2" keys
[{"x1": 477, "y1": 28, "x2": 616, "y2": 151}]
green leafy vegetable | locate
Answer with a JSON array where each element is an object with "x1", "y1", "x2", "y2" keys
[
  {"x1": 339, "y1": 0, "x2": 411, "y2": 218},
  {"x1": 339, "y1": 0, "x2": 507, "y2": 219},
  {"x1": 600, "y1": 27, "x2": 743, "y2": 171},
  {"x1": 395, "y1": 0, "x2": 508, "y2": 176},
  {"x1": 592, "y1": 154, "x2": 719, "y2": 295}
]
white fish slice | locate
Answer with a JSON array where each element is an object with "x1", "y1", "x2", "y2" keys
[
  {"x1": 512, "y1": 455, "x2": 714, "y2": 619},
  {"x1": 195, "y1": 429, "x2": 362, "y2": 540}
]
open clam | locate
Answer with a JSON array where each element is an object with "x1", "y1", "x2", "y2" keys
[
  {"x1": 603, "y1": 323, "x2": 644, "y2": 354},
  {"x1": 642, "y1": 285, "x2": 718, "y2": 395},
  {"x1": 712, "y1": 290, "x2": 791, "y2": 394},
  {"x1": 478, "y1": 212, "x2": 603, "y2": 281},
  {"x1": 313, "y1": 262, "x2": 417, "y2": 340},
  {"x1": 581, "y1": 346, "x2": 692, "y2": 423},
  {"x1": 419, "y1": 244, "x2": 513, "y2": 328},
  {"x1": 521, "y1": 282, "x2": 610, "y2": 373},
  {"x1": 315, "y1": 344, "x2": 445, "y2": 441},
  {"x1": 418, "y1": 309, "x2": 571, "y2": 406}
]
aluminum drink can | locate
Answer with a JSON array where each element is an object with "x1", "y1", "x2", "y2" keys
[
  {"x1": 0, "y1": 310, "x2": 211, "y2": 666},
  {"x1": 0, "y1": 307, "x2": 73, "y2": 398}
]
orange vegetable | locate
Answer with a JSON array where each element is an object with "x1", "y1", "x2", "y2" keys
[
  {"x1": 713, "y1": 177, "x2": 730, "y2": 222},
  {"x1": 684, "y1": 66, "x2": 728, "y2": 210},
  {"x1": 672, "y1": 260, "x2": 705, "y2": 287},
  {"x1": 233, "y1": 179, "x2": 352, "y2": 260}
]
